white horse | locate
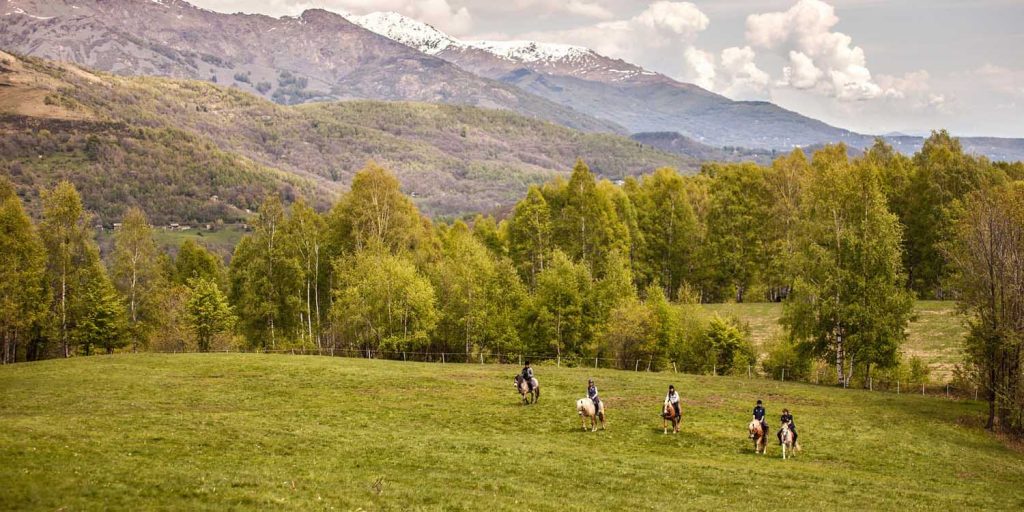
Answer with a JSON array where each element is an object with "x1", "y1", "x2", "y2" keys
[
  {"x1": 780, "y1": 422, "x2": 799, "y2": 459},
  {"x1": 514, "y1": 374, "x2": 540, "y2": 405},
  {"x1": 576, "y1": 397, "x2": 606, "y2": 432}
]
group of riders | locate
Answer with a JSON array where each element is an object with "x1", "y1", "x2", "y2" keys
[{"x1": 519, "y1": 362, "x2": 799, "y2": 446}]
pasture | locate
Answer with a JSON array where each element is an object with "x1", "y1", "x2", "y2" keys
[
  {"x1": 703, "y1": 301, "x2": 967, "y2": 379},
  {"x1": 1, "y1": 354, "x2": 1021, "y2": 510}
]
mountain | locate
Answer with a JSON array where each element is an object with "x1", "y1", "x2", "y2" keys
[
  {"x1": 350, "y1": 11, "x2": 1024, "y2": 161},
  {"x1": 348, "y1": 11, "x2": 865, "y2": 151},
  {"x1": 0, "y1": 0, "x2": 621, "y2": 133},
  {"x1": 0, "y1": 51, "x2": 695, "y2": 223}
]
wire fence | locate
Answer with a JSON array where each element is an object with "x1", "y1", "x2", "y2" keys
[{"x1": 145, "y1": 345, "x2": 983, "y2": 401}]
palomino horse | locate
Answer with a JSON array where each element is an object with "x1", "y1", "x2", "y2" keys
[
  {"x1": 780, "y1": 422, "x2": 799, "y2": 460},
  {"x1": 748, "y1": 419, "x2": 767, "y2": 454},
  {"x1": 514, "y1": 374, "x2": 540, "y2": 405},
  {"x1": 662, "y1": 401, "x2": 681, "y2": 434},
  {"x1": 576, "y1": 397, "x2": 606, "y2": 432}
]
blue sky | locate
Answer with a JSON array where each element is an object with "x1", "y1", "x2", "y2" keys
[{"x1": 190, "y1": 0, "x2": 1024, "y2": 137}]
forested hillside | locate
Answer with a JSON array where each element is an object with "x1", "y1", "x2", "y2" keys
[{"x1": 0, "y1": 51, "x2": 693, "y2": 222}]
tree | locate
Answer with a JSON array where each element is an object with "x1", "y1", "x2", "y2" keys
[
  {"x1": 531, "y1": 250, "x2": 593, "y2": 360},
  {"x1": 185, "y1": 277, "x2": 235, "y2": 352},
  {"x1": 0, "y1": 180, "x2": 49, "y2": 363},
  {"x1": 326, "y1": 162, "x2": 424, "y2": 255},
  {"x1": 551, "y1": 159, "x2": 629, "y2": 273},
  {"x1": 507, "y1": 185, "x2": 552, "y2": 287},
  {"x1": 229, "y1": 195, "x2": 302, "y2": 349},
  {"x1": 111, "y1": 207, "x2": 167, "y2": 351},
  {"x1": 71, "y1": 269, "x2": 129, "y2": 355},
  {"x1": 782, "y1": 145, "x2": 915, "y2": 387},
  {"x1": 173, "y1": 239, "x2": 226, "y2": 287},
  {"x1": 331, "y1": 246, "x2": 437, "y2": 354},
  {"x1": 762, "y1": 149, "x2": 811, "y2": 302},
  {"x1": 287, "y1": 199, "x2": 328, "y2": 348},
  {"x1": 40, "y1": 181, "x2": 103, "y2": 357},
  {"x1": 630, "y1": 168, "x2": 699, "y2": 299},
  {"x1": 703, "y1": 162, "x2": 772, "y2": 302},
  {"x1": 945, "y1": 183, "x2": 1024, "y2": 432}
]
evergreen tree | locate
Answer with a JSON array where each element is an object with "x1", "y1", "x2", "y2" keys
[
  {"x1": 185, "y1": 277, "x2": 235, "y2": 353},
  {"x1": 0, "y1": 180, "x2": 49, "y2": 363}
]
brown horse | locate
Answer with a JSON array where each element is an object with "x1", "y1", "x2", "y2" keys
[
  {"x1": 662, "y1": 401, "x2": 681, "y2": 434},
  {"x1": 577, "y1": 397, "x2": 606, "y2": 431},
  {"x1": 514, "y1": 374, "x2": 540, "y2": 405},
  {"x1": 780, "y1": 422, "x2": 799, "y2": 459},
  {"x1": 748, "y1": 419, "x2": 767, "y2": 454}
]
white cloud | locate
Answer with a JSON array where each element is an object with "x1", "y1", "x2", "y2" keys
[
  {"x1": 522, "y1": 2, "x2": 710, "y2": 75},
  {"x1": 745, "y1": 0, "x2": 882, "y2": 100},
  {"x1": 719, "y1": 46, "x2": 770, "y2": 99},
  {"x1": 684, "y1": 47, "x2": 716, "y2": 90},
  {"x1": 563, "y1": 1, "x2": 615, "y2": 20}
]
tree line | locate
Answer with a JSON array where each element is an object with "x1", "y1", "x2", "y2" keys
[{"x1": 1, "y1": 130, "x2": 1022, "y2": 434}]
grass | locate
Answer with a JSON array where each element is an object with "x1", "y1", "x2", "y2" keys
[
  {"x1": 151, "y1": 225, "x2": 249, "y2": 258},
  {"x1": 702, "y1": 301, "x2": 967, "y2": 379},
  {"x1": 1, "y1": 354, "x2": 1021, "y2": 510}
]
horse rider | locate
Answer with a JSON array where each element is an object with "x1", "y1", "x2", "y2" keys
[
  {"x1": 587, "y1": 379, "x2": 601, "y2": 413},
  {"x1": 779, "y1": 408, "x2": 798, "y2": 444},
  {"x1": 753, "y1": 399, "x2": 769, "y2": 435},
  {"x1": 521, "y1": 361, "x2": 535, "y2": 392},
  {"x1": 665, "y1": 385, "x2": 681, "y2": 419}
]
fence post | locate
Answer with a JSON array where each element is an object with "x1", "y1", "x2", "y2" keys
[
  {"x1": 897, "y1": 380, "x2": 900, "y2": 394},
  {"x1": 673, "y1": 362, "x2": 678, "y2": 374},
  {"x1": 635, "y1": 360, "x2": 639, "y2": 372},
  {"x1": 747, "y1": 365, "x2": 751, "y2": 378},
  {"x1": 595, "y1": 357, "x2": 598, "y2": 369},
  {"x1": 974, "y1": 387, "x2": 978, "y2": 401},
  {"x1": 781, "y1": 368, "x2": 785, "y2": 382},
  {"x1": 403, "y1": 351, "x2": 406, "y2": 362},
  {"x1": 480, "y1": 353, "x2": 484, "y2": 365},
  {"x1": 869, "y1": 375, "x2": 872, "y2": 391},
  {"x1": 519, "y1": 354, "x2": 522, "y2": 366},
  {"x1": 921, "y1": 384, "x2": 925, "y2": 396},
  {"x1": 713, "y1": 364, "x2": 716, "y2": 376},
  {"x1": 557, "y1": 355, "x2": 561, "y2": 368},
  {"x1": 441, "y1": 353, "x2": 445, "y2": 364}
]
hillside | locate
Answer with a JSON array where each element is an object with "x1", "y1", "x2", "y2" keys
[
  {"x1": 1, "y1": 354, "x2": 1021, "y2": 510},
  {"x1": 0, "y1": 0, "x2": 622, "y2": 134},
  {"x1": 0, "y1": 52, "x2": 694, "y2": 222}
]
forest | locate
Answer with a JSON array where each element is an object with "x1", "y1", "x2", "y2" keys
[{"x1": 2, "y1": 131, "x2": 1023, "y2": 434}]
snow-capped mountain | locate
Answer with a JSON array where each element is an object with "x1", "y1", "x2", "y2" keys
[{"x1": 348, "y1": 11, "x2": 657, "y2": 84}]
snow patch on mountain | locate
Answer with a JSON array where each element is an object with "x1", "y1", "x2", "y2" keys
[{"x1": 348, "y1": 11, "x2": 596, "y2": 65}]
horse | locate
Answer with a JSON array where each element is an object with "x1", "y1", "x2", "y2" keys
[
  {"x1": 748, "y1": 419, "x2": 767, "y2": 454},
  {"x1": 779, "y1": 422, "x2": 799, "y2": 460},
  {"x1": 576, "y1": 397, "x2": 606, "y2": 432},
  {"x1": 514, "y1": 374, "x2": 540, "y2": 405},
  {"x1": 662, "y1": 401, "x2": 681, "y2": 434}
]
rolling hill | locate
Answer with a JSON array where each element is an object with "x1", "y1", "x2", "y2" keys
[
  {"x1": 0, "y1": 51, "x2": 695, "y2": 223},
  {"x1": 1, "y1": 354, "x2": 1021, "y2": 510}
]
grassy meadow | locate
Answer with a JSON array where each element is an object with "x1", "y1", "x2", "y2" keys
[
  {"x1": 1, "y1": 354, "x2": 1021, "y2": 510},
  {"x1": 703, "y1": 301, "x2": 967, "y2": 379}
]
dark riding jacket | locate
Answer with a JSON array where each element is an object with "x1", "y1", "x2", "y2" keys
[{"x1": 753, "y1": 405, "x2": 766, "y2": 421}]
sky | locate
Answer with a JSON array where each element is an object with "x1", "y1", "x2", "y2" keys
[{"x1": 188, "y1": 0, "x2": 1024, "y2": 138}]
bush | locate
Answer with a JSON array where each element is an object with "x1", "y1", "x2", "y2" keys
[{"x1": 761, "y1": 336, "x2": 812, "y2": 381}]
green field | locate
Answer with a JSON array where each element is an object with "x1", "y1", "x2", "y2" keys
[
  {"x1": 703, "y1": 301, "x2": 967, "y2": 379},
  {"x1": 2, "y1": 354, "x2": 1021, "y2": 510}
]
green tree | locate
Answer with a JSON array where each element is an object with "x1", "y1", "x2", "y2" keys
[
  {"x1": 551, "y1": 159, "x2": 629, "y2": 273},
  {"x1": 331, "y1": 246, "x2": 437, "y2": 354},
  {"x1": 229, "y1": 195, "x2": 302, "y2": 349},
  {"x1": 763, "y1": 149, "x2": 810, "y2": 302},
  {"x1": 111, "y1": 207, "x2": 167, "y2": 351},
  {"x1": 326, "y1": 162, "x2": 424, "y2": 255},
  {"x1": 507, "y1": 185, "x2": 553, "y2": 287},
  {"x1": 287, "y1": 199, "x2": 328, "y2": 348},
  {"x1": 185, "y1": 277, "x2": 235, "y2": 352},
  {"x1": 173, "y1": 239, "x2": 225, "y2": 287},
  {"x1": 72, "y1": 269, "x2": 129, "y2": 355},
  {"x1": 703, "y1": 162, "x2": 772, "y2": 302},
  {"x1": 945, "y1": 182, "x2": 1024, "y2": 432},
  {"x1": 531, "y1": 250, "x2": 593, "y2": 360},
  {"x1": 40, "y1": 181, "x2": 103, "y2": 357},
  {"x1": 782, "y1": 145, "x2": 915, "y2": 386},
  {"x1": 630, "y1": 168, "x2": 699, "y2": 299},
  {"x1": 0, "y1": 180, "x2": 49, "y2": 363}
]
